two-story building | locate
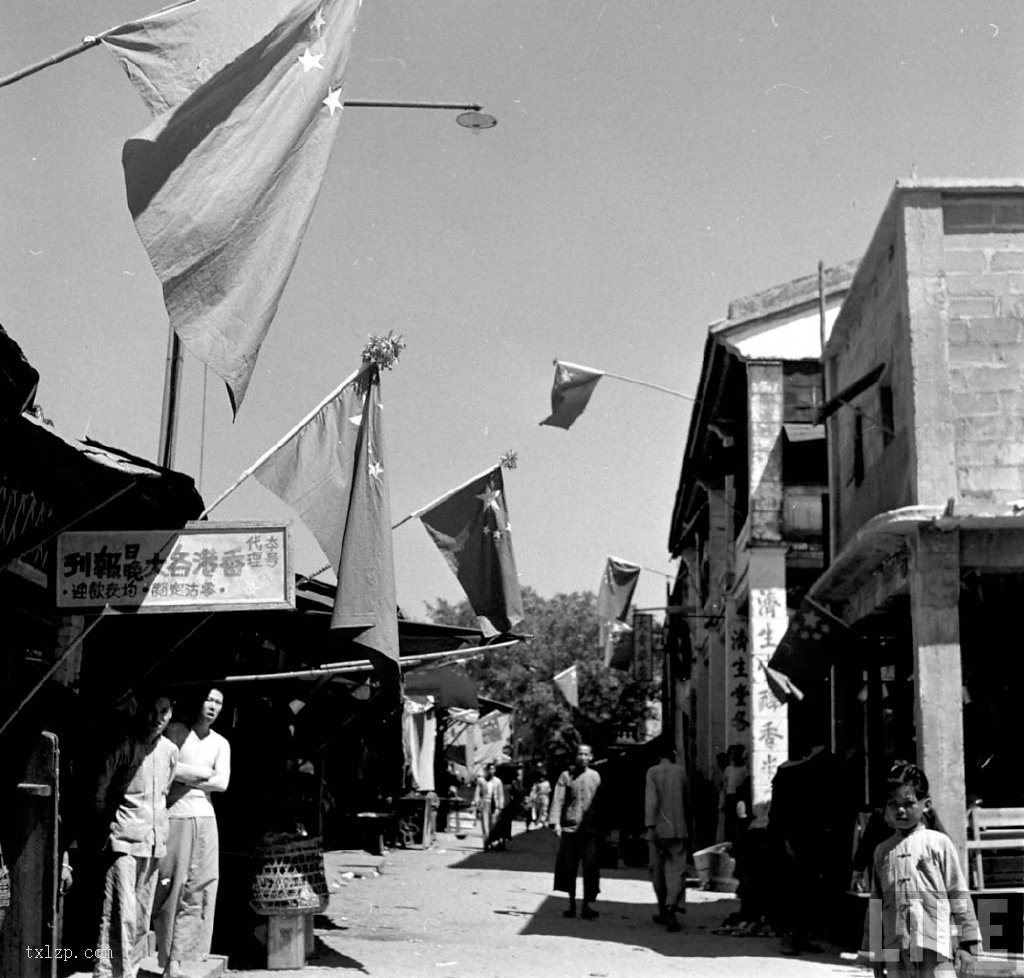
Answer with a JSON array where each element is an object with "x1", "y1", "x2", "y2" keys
[
  {"x1": 784, "y1": 179, "x2": 1024, "y2": 864},
  {"x1": 667, "y1": 260, "x2": 858, "y2": 827}
]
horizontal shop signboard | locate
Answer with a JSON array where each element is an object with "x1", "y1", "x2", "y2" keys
[{"x1": 55, "y1": 522, "x2": 294, "y2": 613}]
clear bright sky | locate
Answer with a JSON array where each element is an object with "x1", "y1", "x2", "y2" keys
[{"x1": 3, "y1": 2, "x2": 1024, "y2": 621}]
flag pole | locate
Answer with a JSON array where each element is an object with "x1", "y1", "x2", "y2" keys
[
  {"x1": 391, "y1": 462, "x2": 501, "y2": 529},
  {"x1": 606, "y1": 554, "x2": 674, "y2": 580},
  {"x1": 555, "y1": 359, "x2": 696, "y2": 402},
  {"x1": 198, "y1": 363, "x2": 368, "y2": 519},
  {"x1": 0, "y1": 34, "x2": 105, "y2": 89}
]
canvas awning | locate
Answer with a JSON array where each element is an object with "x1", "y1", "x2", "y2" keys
[{"x1": 1, "y1": 412, "x2": 204, "y2": 578}]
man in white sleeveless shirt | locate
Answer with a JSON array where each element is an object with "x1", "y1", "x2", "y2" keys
[{"x1": 153, "y1": 687, "x2": 231, "y2": 978}]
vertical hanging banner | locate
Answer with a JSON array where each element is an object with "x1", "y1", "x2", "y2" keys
[
  {"x1": 632, "y1": 612, "x2": 654, "y2": 682},
  {"x1": 726, "y1": 615, "x2": 750, "y2": 744},
  {"x1": 748, "y1": 582, "x2": 791, "y2": 804}
]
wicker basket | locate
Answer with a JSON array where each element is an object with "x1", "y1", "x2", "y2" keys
[{"x1": 249, "y1": 835, "x2": 329, "y2": 915}]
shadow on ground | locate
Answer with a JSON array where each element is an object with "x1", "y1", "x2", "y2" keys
[
  {"x1": 444, "y1": 823, "x2": 651, "y2": 883},
  {"x1": 444, "y1": 825, "x2": 852, "y2": 965},
  {"x1": 305, "y1": 935, "x2": 370, "y2": 972}
]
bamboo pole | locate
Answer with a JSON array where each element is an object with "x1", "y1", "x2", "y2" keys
[
  {"x1": 391, "y1": 462, "x2": 500, "y2": 529},
  {"x1": 555, "y1": 360, "x2": 696, "y2": 402},
  {"x1": 198, "y1": 364, "x2": 369, "y2": 519},
  {"x1": 0, "y1": 610, "x2": 109, "y2": 739}
]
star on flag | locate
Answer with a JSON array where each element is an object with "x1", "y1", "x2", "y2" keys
[
  {"x1": 322, "y1": 87, "x2": 344, "y2": 116},
  {"x1": 298, "y1": 46, "x2": 324, "y2": 72},
  {"x1": 311, "y1": 7, "x2": 327, "y2": 34},
  {"x1": 477, "y1": 486, "x2": 503, "y2": 513}
]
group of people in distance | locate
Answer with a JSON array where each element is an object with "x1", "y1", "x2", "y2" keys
[
  {"x1": 475, "y1": 740, "x2": 983, "y2": 977},
  {"x1": 88, "y1": 686, "x2": 229, "y2": 978}
]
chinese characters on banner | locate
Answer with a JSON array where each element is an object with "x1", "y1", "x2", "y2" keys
[
  {"x1": 56, "y1": 524, "x2": 294, "y2": 613},
  {"x1": 632, "y1": 612, "x2": 654, "y2": 682},
  {"x1": 748, "y1": 585, "x2": 790, "y2": 804},
  {"x1": 726, "y1": 615, "x2": 750, "y2": 743}
]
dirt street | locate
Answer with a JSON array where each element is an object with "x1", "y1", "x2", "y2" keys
[{"x1": 227, "y1": 823, "x2": 867, "y2": 978}]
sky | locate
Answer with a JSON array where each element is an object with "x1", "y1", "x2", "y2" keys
[{"x1": 3, "y1": 1, "x2": 1024, "y2": 622}]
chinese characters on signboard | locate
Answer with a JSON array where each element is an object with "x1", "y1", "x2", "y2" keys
[
  {"x1": 56, "y1": 524, "x2": 294, "y2": 613},
  {"x1": 726, "y1": 615, "x2": 750, "y2": 739},
  {"x1": 632, "y1": 612, "x2": 654, "y2": 682},
  {"x1": 748, "y1": 585, "x2": 790, "y2": 804}
]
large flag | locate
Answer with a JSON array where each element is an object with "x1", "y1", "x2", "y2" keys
[
  {"x1": 253, "y1": 363, "x2": 399, "y2": 671},
  {"x1": 418, "y1": 467, "x2": 523, "y2": 636},
  {"x1": 553, "y1": 664, "x2": 579, "y2": 709},
  {"x1": 102, "y1": 0, "x2": 362, "y2": 414},
  {"x1": 540, "y1": 361, "x2": 604, "y2": 429}
]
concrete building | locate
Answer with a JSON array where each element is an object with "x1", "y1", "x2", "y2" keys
[
  {"x1": 667, "y1": 259, "x2": 858, "y2": 828},
  {"x1": 791, "y1": 179, "x2": 1024, "y2": 864}
]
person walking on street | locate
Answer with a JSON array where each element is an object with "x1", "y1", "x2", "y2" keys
[
  {"x1": 152, "y1": 687, "x2": 231, "y2": 978},
  {"x1": 549, "y1": 744, "x2": 601, "y2": 920},
  {"x1": 863, "y1": 760, "x2": 980, "y2": 978},
  {"x1": 472, "y1": 762, "x2": 505, "y2": 851},
  {"x1": 89, "y1": 690, "x2": 178, "y2": 978},
  {"x1": 645, "y1": 741, "x2": 688, "y2": 932},
  {"x1": 528, "y1": 770, "x2": 551, "y2": 830}
]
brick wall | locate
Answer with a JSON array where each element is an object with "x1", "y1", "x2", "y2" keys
[{"x1": 942, "y1": 195, "x2": 1024, "y2": 504}]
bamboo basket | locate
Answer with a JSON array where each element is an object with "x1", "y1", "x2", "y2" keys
[{"x1": 249, "y1": 835, "x2": 329, "y2": 915}]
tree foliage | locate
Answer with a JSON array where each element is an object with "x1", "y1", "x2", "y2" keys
[{"x1": 426, "y1": 587, "x2": 657, "y2": 767}]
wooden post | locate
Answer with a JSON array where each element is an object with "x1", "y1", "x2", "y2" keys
[{"x1": 1, "y1": 733, "x2": 59, "y2": 978}]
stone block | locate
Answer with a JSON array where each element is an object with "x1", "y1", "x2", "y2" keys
[
  {"x1": 941, "y1": 248, "x2": 989, "y2": 274},
  {"x1": 944, "y1": 273, "x2": 1006, "y2": 297},
  {"x1": 990, "y1": 251, "x2": 1024, "y2": 272},
  {"x1": 948, "y1": 343, "x2": 1002, "y2": 367},
  {"x1": 964, "y1": 364, "x2": 1018, "y2": 392},
  {"x1": 959, "y1": 465, "x2": 1024, "y2": 495},
  {"x1": 947, "y1": 320, "x2": 970, "y2": 344},
  {"x1": 952, "y1": 391, "x2": 1001, "y2": 416},
  {"x1": 968, "y1": 318, "x2": 1023, "y2": 344},
  {"x1": 949, "y1": 297, "x2": 998, "y2": 318}
]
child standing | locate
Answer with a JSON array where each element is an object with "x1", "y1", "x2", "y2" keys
[{"x1": 864, "y1": 761, "x2": 981, "y2": 977}]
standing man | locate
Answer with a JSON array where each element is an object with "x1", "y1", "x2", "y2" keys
[
  {"x1": 549, "y1": 743, "x2": 602, "y2": 920},
  {"x1": 90, "y1": 690, "x2": 178, "y2": 978},
  {"x1": 472, "y1": 763, "x2": 505, "y2": 851},
  {"x1": 153, "y1": 687, "x2": 231, "y2": 978},
  {"x1": 645, "y1": 741, "x2": 688, "y2": 932}
]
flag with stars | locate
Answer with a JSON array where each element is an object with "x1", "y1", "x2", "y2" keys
[
  {"x1": 767, "y1": 596, "x2": 844, "y2": 700},
  {"x1": 418, "y1": 467, "x2": 523, "y2": 636},
  {"x1": 102, "y1": 0, "x2": 362, "y2": 415},
  {"x1": 253, "y1": 363, "x2": 399, "y2": 670},
  {"x1": 540, "y1": 361, "x2": 604, "y2": 429}
]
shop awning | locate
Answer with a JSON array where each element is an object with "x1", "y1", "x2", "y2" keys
[{"x1": 1, "y1": 412, "x2": 204, "y2": 577}]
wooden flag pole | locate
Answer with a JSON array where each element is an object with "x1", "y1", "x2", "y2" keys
[
  {"x1": 0, "y1": 34, "x2": 105, "y2": 89},
  {"x1": 555, "y1": 359, "x2": 696, "y2": 402},
  {"x1": 198, "y1": 364, "x2": 368, "y2": 520},
  {"x1": 606, "y1": 554, "x2": 674, "y2": 580}
]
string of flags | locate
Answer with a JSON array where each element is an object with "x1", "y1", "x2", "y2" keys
[{"x1": 3, "y1": 0, "x2": 694, "y2": 685}]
